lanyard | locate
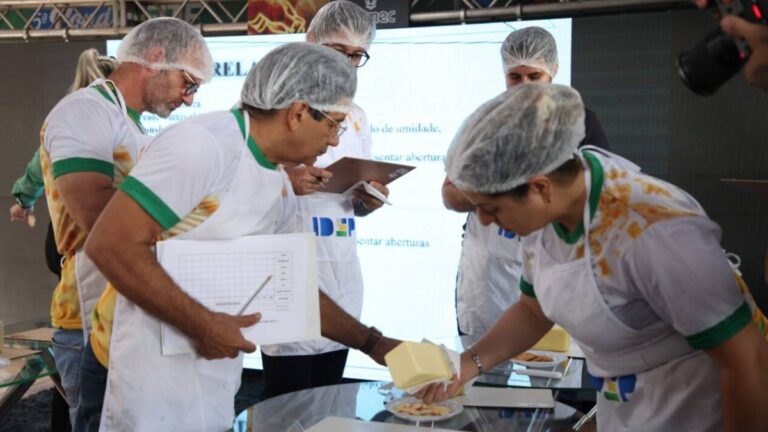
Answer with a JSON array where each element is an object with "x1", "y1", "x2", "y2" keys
[{"x1": 92, "y1": 79, "x2": 146, "y2": 134}]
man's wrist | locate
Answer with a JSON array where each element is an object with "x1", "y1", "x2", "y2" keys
[
  {"x1": 353, "y1": 198, "x2": 372, "y2": 216},
  {"x1": 355, "y1": 198, "x2": 372, "y2": 209},
  {"x1": 360, "y1": 326, "x2": 382, "y2": 355}
]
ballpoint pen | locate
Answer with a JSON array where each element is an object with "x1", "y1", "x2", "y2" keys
[
  {"x1": 313, "y1": 174, "x2": 327, "y2": 188},
  {"x1": 237, "y1": 275, "x2": 272, "y2": 315}
]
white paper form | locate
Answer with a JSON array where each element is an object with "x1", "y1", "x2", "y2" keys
[{"x1": 156, "y1": 233, "x2": 320, "y2": 356}]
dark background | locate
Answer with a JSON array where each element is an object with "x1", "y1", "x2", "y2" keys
[{"x1": 573, "y1": 9, "x2": 768, "y2": 311}]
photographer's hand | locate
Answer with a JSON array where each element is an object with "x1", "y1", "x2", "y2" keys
[
  {"x1": 721, "y1": 15, "x2": 768, "y2": 91},
  {"x1": 692, "y1": 0, "x2": 731, "y2": 9}
]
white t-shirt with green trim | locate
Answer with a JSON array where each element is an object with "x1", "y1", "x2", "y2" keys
[
  {"x1": 520, "y1": 150, "x2": 749, "y2": 351},
  {"x1": 41, "y1": 85, "x2": 148, "y2": 330},
  {"x1": 101, "y1": 110, "x2": 298, "y2": 432},
  {"x1": 120, "y1": 110, "x2": 297, "y2": 239},
  {"x1": 44, "y1": 86, "x2": 146, "y2": 180}
]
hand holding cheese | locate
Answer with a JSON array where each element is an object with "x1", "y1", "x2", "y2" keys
[{"x1": 384, "y1": 341, "x2": 458, "y2": 393}]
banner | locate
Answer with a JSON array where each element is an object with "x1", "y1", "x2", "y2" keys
[
  {"x1": 0, "y1": 7, "x2": 112, "y2": 30},
  {"x1": 247, "y1": 0, "x2": 329, "y2": 35},
  {"x1": 247, "y1": 0, "x2": 408, "y2": 35},
  {"x1": 348, "y1": 0, "x2": 408, "y2": 29}
]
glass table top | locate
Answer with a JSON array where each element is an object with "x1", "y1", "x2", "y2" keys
[
  {"x1": 249, "y1": 381, "x2": 588, "y2": 431},
  {"x1": 0, "y1": 353, "x2": 57, "y2": 388},
  {"x1": 1, "y1": 321, "x2": 56, "y2": 389}
]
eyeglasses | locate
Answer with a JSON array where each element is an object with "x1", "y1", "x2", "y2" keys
[
  {"x1": 181, "y1": 70, "x2": 200, "y2": 97},
  {"x1": 348, "y1": 51, "x2": 370, "y2": 68},
  {"x1": 308, "y1": 107, "x2": 347, "y2": 137},
  {"x1": 323, "y1": 44, "x2": 370, "y2": 68}
]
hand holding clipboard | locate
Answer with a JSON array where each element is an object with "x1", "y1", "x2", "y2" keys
[{"x1": 320, "y1": 157, "x2": 415, "y2": 204}]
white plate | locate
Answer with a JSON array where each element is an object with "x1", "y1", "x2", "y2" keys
[
  {"x1": 511, "y1": 350, "x2": 568, "y2": 368},
  {"x1": 385, "y1": 396, "x2": 463, "y2": 422}
]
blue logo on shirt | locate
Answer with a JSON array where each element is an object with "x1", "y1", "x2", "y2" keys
[
  {"x1": 312, "y1": 217, "x2": 356, "y2": 237},
  {"x1": 497, "y1": 227, "x2": 516, "y2": 239},
  {"x1": 590, "y1": 373, "x2": 636, "y2": 403}
]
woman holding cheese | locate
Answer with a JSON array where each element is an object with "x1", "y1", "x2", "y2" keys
[{"x1": 417, "y1": 83, "x2": 768, "y2": 431}]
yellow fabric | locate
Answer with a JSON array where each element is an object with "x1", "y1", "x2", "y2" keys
[
  {"x1": 49, "y1": 256, "x2": 81, "y2": 329},
  {"x1": 90, "y1": 196, "x2": 220, "y2": 367},
  {"x1": 735, "y1": 273, "x2": 768, "y2": 339},
  {"x1": 90, "y1": 282, "x2": 117, "y2": 367},
  {"x1": 41, "y1": 137, "x2": 87, "y2": 329}
]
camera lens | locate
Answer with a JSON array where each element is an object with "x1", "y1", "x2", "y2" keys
[{"x1": 678, "y1": 28, "x2": 746, "y2": 96}]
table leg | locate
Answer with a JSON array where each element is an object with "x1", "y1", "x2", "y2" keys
[
  {"x1": 572, "y1": 404, "x2": 598, "y2": 431},
  {"x1": 39, "y1": 349, "x2": 66, "y2": 399}
]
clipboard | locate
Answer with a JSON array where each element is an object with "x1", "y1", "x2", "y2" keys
[
  {"x1": 154, "y1": 233, "x2": 320, "y2": 356},
  {"x1": 721, "y1": 178, "x2": 768, "y2": 200},
  {"x1": 321, "y1": 157, "x2": 415, "y2": 194}
]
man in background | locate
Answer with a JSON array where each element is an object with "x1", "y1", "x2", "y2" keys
[
  {"x1": 84, "y1": 42, "x2": 400, "y2": 431},
  {"x1": 39, "y1": 17, "x2": 211, "y2": 430},
  {"x1": 443, "y1": 26, "x2": 610, "y2": 338},
  {"x1": 259, "y1": 0, "x2": 391, "y2": 400}
]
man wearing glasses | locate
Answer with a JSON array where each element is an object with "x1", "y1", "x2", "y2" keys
[
  {"x1": 257, "y1": 0, "x2": 390, "y2": 400},
  {"x1": 37, "y1": 17, "x2": 212, "y2": 430},
  {"x1": 83, "y1": 42, "x2": 400, "y2": 431},
  {"x1": 443, "y1": 26, "x2": 611, "y2": 341}
]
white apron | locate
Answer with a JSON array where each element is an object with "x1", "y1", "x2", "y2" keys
[
  {"x1": 457, "y1": 212, "x2": 522, "y2": 335},
  {"x1": 262, "y1": 118, "x2": 365, "y2": 357},
  {"x1": 77, "y1": 80, "x2": 146, "y2": 340},
  {"x1": 100, "y1": 109, "x2": 291, "y2": 432},
  {"x1": 532, "y1": 150, "x2": 722, "y2": 432}
]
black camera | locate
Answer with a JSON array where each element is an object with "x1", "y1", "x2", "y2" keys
[{"x1": 678, "y1": 0, "x2": 768, "y2": 95}]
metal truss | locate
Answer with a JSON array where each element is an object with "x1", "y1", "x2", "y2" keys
[
  {"x1": 409, "y1": 0, "x2": 693, "y2": 24},
  {"x1": 0, "y1": 0, "x2": 247, "y2": 40},
  {"x1": 0, "y1": 0, "x2": 692, "y2": 41}
]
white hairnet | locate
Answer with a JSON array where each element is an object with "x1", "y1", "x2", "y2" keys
[
  {"x1": 240, "y1": 42, "x2": 356, "y2": 113},
  {"x1": 445, "y1": 83, "x2": 585, "y2": 194},
  {"x1": 500, "y1": 26, "x2": 558, "y2": 79},
  {"x1": 307, "y1": 0, "x2": 376, "y2": 50},
  {"x1": 117, "y1": 17, "x2": 213, "y2": 83}
]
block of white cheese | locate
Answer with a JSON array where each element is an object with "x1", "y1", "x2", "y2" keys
[
  {"x1": 385, "y1": 341, "x2": 453, "y2": 391},
  {"x1": 531, "y1": 325, "x2": 570, "y2": 352}
]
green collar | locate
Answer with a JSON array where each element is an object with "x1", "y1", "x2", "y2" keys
[
  {"x1": 231, "y1": 108, "x2": 277, "y2": 171},
  {"x1": 126, "y1": 108, "x2": 142, "y2": 128},
  {"x1": 552, "y1": 151, "x2": 603, "y2": 244},
  {"x1": 93, "y1": 84, "x2": 146, "y2": 134}
]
